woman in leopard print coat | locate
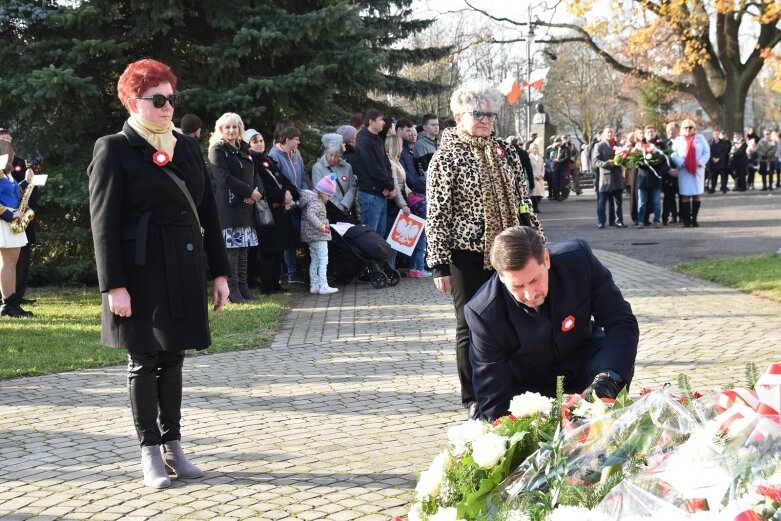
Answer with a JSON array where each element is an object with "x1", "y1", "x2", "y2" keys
[{"x1": 426, "y1": 79, "x2": 545, "y2": 419}]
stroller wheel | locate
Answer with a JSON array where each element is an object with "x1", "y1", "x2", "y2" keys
[
  {"x1": 385, "y1": 268, "x2": 401, "y2": 287},
  {"x1": 370, "y1": 271, "x2": 388, "y2": 289}
]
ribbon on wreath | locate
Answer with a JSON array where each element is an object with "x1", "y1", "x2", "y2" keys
[
  {"x1": 712, "y1": 363, "x2": 781, "y2": 438},
  {"x1": 714, "y1": 363, "x2": 781, "y2": 416}
]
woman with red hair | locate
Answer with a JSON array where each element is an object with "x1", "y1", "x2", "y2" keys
[{"x1": 88, "y1": 59, "x2": 230, "y2": 489}]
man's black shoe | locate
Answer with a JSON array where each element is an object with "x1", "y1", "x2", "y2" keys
[
  {"x1": 19, "y1": 298, "x2": 37, "y2": 305},
  {"x1": 596, "y1": 223, "x2": 605, "y2": 229}
]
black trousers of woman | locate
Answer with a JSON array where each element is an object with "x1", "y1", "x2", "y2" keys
[
  {"x1": 128, "y1": 351, "x2": 184, "y2": 447},
  {"x1": 260, "y1": 251, "x2": 284, "y2": 293},
  {"x1": 449, "y1": 250, "x2": 494, "y2": 408}
]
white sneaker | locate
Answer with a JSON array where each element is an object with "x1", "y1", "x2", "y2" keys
[
  {"x1": 318, "y1": 285, "x2": 339, "y2": 295},
  {"x1": 310, "y1": 286, "x2": 319, "y2": 294}
]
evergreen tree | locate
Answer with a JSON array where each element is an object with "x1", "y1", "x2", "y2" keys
[{"x1": 0, "y1": 0, "x2": 447, "y2": 284}]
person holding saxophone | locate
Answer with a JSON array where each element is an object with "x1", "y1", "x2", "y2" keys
[{"x1": 0, "y1": 133, "x2": 35, "y2": 317}]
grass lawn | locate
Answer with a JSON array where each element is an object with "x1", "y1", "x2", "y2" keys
[
  {"x1": 675, "y1": 253, "x2": 781, "y2": 302},
  {"x1": 0, "y1": 286, "x2": 291, "y2": 380}
]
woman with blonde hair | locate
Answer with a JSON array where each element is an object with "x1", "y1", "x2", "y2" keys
[
  {"x1": 208, "y1": 112, "x2": 262, "y2": 302},
  {"x1": 385, "y1": 134, "x2": 410, "y2": 270},
  {"x1": 671, "y1": 119, "x2": 710, "y2": 227}
]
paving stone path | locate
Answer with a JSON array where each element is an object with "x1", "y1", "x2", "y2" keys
[{"x1": 1, "y1": 246, "x2": 780, "y2": 520}]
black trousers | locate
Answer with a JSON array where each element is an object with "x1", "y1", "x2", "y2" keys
[
  {"x1": 260, "y1": 252, "x2": 284, "y2": 293},
  {"x1": 15, "y1": 244, "x2": 32, "y2": 299},
  {"x1": 662, "y1": 183, "x2": 678, "y2": 222},
  {"x1": 449, "y1": 250, "x2": 493, "y2": 407},
  {"x1": 128, "y1": 351, "x2": 184, "y2": 447}
]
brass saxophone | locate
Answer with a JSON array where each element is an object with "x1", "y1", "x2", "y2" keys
[{"x1": 10, "y1": 161, "x2": 35, "y2": 234}]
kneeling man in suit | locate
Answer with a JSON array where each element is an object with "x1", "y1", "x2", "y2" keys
[{"x1": 466, "y1": 226, "x2": 639, "y2": 421}]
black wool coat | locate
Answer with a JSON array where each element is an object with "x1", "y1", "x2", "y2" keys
[
  {"x1": 88, "y1": 123, "x2": 230, "y2": 352},
  {"x1": 466, "y1": 239, "x2": 639, "y2": 420},
  {"x1": 208, "y1": 141, "x2": 257, "y2": 229},
  {"x1": 251, "y1": 151, "x2": 295, "y2": 255}
]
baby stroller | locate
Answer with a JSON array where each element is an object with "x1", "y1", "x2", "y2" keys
[{"x1": 326, "y1": 203, "x2": 400, "y2": 289}]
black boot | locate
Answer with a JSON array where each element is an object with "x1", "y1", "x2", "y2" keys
[
  {"x1": 691, "y1": 200, "x2": 701, "y2": 227},
  {"x1": 0, "y1": 293, "x2": 33, "y2": 318},
  {"x1": 680, "y1": 201, "x2": 692, "y2": 228},
  {"x1": 237, "y1": 248, "x2": 256, "y2": 301},
  {"x1": 226, "y1": 250, "x2": 245, "y2": 304}
]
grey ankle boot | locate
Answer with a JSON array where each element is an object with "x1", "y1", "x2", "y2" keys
[
  {"x1": 161, "y1": 440, "x2": 204, "y2": 479},
  {"x1": 141, "y1": 445, "x2": 171, "y2": 489}
]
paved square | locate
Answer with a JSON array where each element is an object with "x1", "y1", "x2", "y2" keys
[{"x1": 1, "y1": 249, "x2": 779, "y2": 519}]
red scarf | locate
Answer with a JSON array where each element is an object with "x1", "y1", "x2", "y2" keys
[{"x1": 684, "y1": 135, "x2": 698, "y2": 174}]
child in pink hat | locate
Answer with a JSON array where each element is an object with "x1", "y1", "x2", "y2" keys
[{"x1": 299, "y1": 174, "x2": 339, "y2": 295}]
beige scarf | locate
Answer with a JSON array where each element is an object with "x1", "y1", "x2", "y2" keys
[
  {"x1": 457, "y1": 129, "x2": 523, "y2": 269},
  {"x1": 127, "y1": 114, "x2": 177, "y2": 161}
]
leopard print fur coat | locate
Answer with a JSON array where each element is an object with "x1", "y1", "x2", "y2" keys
[{"x1": 426, "y1": 127, "x2": 545, "y2": 271}]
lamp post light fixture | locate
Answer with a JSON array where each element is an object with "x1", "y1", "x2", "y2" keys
[{"x1": 525, "y1": 2, "x2": 535, "y2": 139}]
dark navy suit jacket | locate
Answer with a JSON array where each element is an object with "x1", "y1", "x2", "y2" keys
[{"x1": 466, "y1": 239, "x2": 639, "y2": 420}]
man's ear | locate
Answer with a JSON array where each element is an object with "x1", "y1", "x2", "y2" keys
[
  {"x1": 544, "y1": 248, "x2": 551, "y2": 269},
  {"x1": 127, "y1": 98, "x2": 138, "y2": 114}
]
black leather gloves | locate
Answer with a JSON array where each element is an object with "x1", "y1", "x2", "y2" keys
[{"x1": 586, "y1": 371, "x2": 622, "y2": 399}]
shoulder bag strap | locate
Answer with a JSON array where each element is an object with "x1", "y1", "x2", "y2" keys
[
  {"x1": 161, "y1": 166, "x2": 202, "y2": 234},
  {"x1": 328, "y1": 166, "x2": 347, "y2": 197},
  {"x1": 118, "y1": 131, "x2": 203, "y2": 234}
]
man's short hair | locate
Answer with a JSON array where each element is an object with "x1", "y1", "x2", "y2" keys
[
  {"x1": 644, "y1": 125, "x2": 656, "y2": 131},
  {"x1": 363, "y1": 109, "x2": 383, "y2": 126},
  {"x1": 490, "y1": 226, "x2": 546, "y2": 272},
  {"x1": 0, "y1": 128, "x2": 9, "y2": 137},
  {"x1": 350, "y1": 113, "x2": 364, "y2": 128},
  {"x1": 421, "y1": 113, "x2": 438, "y2": 126},
  {"x1": 277, "y1": 125, "x2": 300, "y2": 143},
  {"x1": 180, "y1": 113, "x2": 202, "y2": 135},
  {"x1": 396, "y1": 118, "x2": 413, "y2": 129}
]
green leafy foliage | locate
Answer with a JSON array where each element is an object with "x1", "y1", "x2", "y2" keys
[{"x1": 0, "y1": 0, "x2": 448, "y2": 284}]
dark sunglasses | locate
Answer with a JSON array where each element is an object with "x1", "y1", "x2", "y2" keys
[
  {"x1": 469, "y1": 110, "x2": 498, "y2": 122},
  {"x1": 683, "y1": 126, "x2": 695, "y2": 129},
  {"x1": 135, "y1": 94, "x2": 182, "y2": 109}
]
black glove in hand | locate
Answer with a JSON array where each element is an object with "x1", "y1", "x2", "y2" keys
[{"x1": 586, "y1": 373, "x2": 621, "y2": 399}]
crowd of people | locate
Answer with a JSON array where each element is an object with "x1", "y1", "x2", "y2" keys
[{"x1": 0, "y1": 55, "x2": 770, "y2": 489}]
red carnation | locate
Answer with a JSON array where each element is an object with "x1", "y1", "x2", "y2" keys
[
  {"x1": 756, "y1": 484, "x2": 781, "y2": 503},
  {"x1": 496, "y1": 145, "x2": 505, "y2": 158}
]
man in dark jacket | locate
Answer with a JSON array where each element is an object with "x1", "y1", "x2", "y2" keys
[
  {"x1": 356, "y1": 109, "x2": 395, "y2": 236},
  {"x1": 635, "y1": 126, "x2": 667, "y2": 227},
  {"x1": 466, "y1": 226, "x2": 638, "y2": 421},
  {"x1": 729, "y1": 132, "x2": 749, "y2": 192},
  {"x1": 708, "y1": 129, "x2": 731, "y2": 194}
]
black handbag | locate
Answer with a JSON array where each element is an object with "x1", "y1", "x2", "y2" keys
[{"x1": 254, "y1": 199, "x2": 274, "y2": 227}]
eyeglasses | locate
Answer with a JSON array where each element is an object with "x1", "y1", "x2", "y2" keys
[
  {"x1": 135, "y1": 94, "x2": 182, "y2": 109},
  {"x1": 467, "y1": 111, "x2": 498, "y2": 122},
  {"x1": 683, "y1": 126, "x2": 695, "y2": 130}
]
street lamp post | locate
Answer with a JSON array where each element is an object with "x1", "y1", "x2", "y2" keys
[{"x1": 525, "y1": 3, "x2": 535, "y2": 139}]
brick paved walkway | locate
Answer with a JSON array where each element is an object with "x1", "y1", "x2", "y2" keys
[{"x1": 1, "y1": 251, "x2": 780, "y2": 520}]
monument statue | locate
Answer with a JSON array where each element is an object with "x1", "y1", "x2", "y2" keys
[{"x1": 532, "y1": 103, "x2": 549, "y2": 124}]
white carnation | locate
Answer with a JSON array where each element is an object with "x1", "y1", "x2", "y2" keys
[
  {"x1": 508, "y1": 392, "x2": 554, "y2": 417},
  {"x1": 429, "y1": 507, "x2": 463, "y2": 521},
  {"x1": 448, "y1": 419, "x2": 489, "y2": 455},
  {"x1": 415, "y1": 451, "x2": 449, "y2": 499},
  {"x1": 471, "y1": 432, "x2": 508, "y2": 468},
  {"x1": 408, "y1": 501, "x2": 423, "y2": 521}
]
